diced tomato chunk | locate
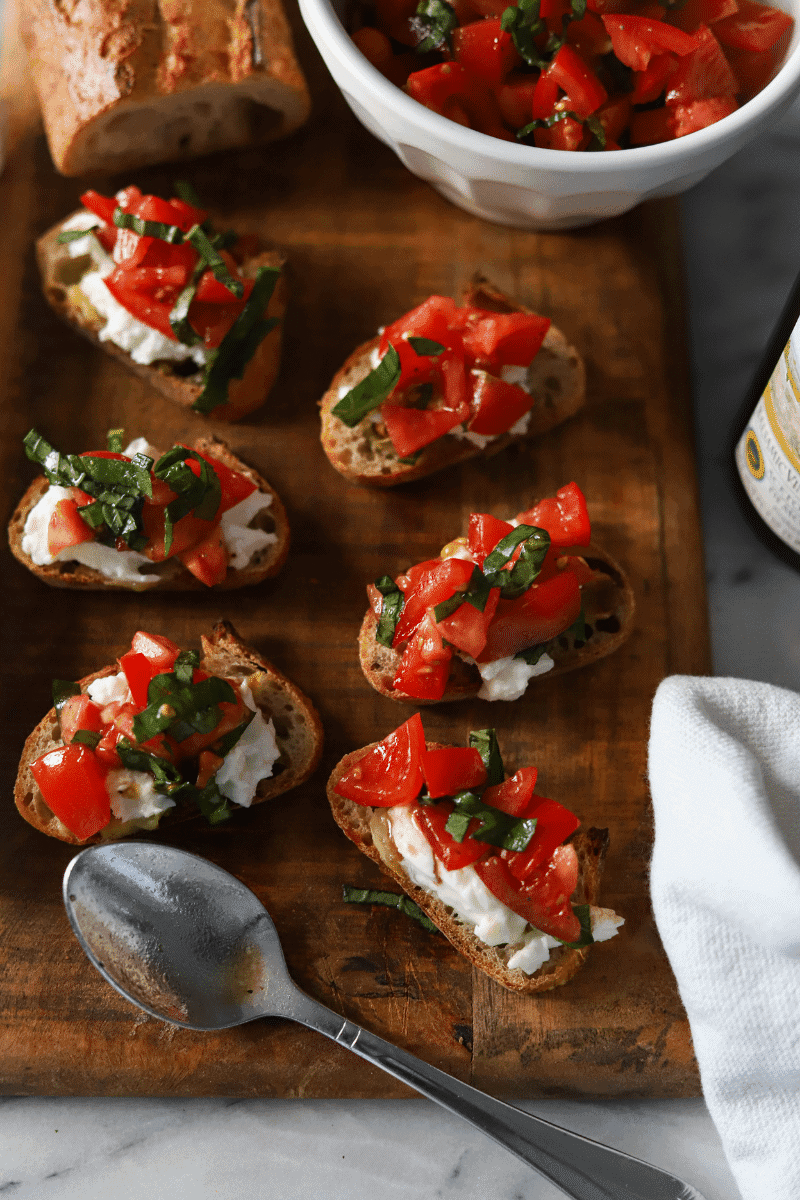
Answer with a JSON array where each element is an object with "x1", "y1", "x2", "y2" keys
[
  {"x1": 468, "y1": 371, "x2": 535, "y2": 435},
  {"x1": 515, "y1": 482, "x2": 591, "y2": 548},
  {"x1": 47, "y1": 498, "x2": 94, "y2": 556},
  {"x1": 393, "y1": 613, "x2": 453, "y2": 700},
  {"x1": 31, "y1": 743, "x2": 111, "y2": 840},
  {"x1": 379, "y1": 295, "x2": 462, "y2": 355},
  {"x1": 333, "y1": 713, "x2": 427, "y2": 807},
  {"x1": 602, "y1": 13, "x2": 699, "y2": 69},
  {"x1": 119, "y1": 650, "x2": 156, "y2": 708},
  {"x1": 130, "y1": 631, "x2": 181, "y2": 673},
  {"x1": 394, "y1": 556, "x2": 476, "y2": 646},
  {"x1": 462, "y1": 312, "x2": 551, "y2": 369},
  {"x1": 629, "y1": 52, "x2": 677, "y2": 103},
  {"x1": 453, "y1": 17, "x2": 520, "y2": 85},
  {"x1": 177, "y1": 523, "x2": 229, "y2": 587},
  {"x1": 79, "y1": 189, "x2": 118, "y2": 226},
  {"x1": 713, "y1": 0, "x2": 793, "y2": 50},
  {"x1": 481, "y1": 766, "x2": 539, "y2": 815},
  {"x1": 671, "y1": 94, "x2": 738, "y2": 134},
  {"x1": 665, "y1": 24, "x2": 739, "y2": 102},
  {"x1": 467, "y1": 512, "x2": 516, "y2": 561},
  {"x1": 477, "y1": 571, "x2": 582, "y2": 661},
  {"x1": 501, "y1": 797, "x2": 580, "y2": 877},
  {"x1": 413, "y1": 802, "x2": 492, "y2": 870},
  {"x1": 669, "y1": 0, "x2": 738, "y2": 31},
  {"x1": 474, "y1": 846, "x2": 581, "y2": 941},
  {"x1": 420, "y1": 746, "x2": 488, "y2": 798},
  {"x1": 58, "y1": 694, "x2": 105, "y2": 744},
  {"x1": 497, "y1": 74, "x2": 539, "y2": 126},
  {"x1": 435, "y1": 585, "x2": 500, "y2": 658},
  {"x1": 543, "y1": 43, "x2": 609, "y2": 116}
]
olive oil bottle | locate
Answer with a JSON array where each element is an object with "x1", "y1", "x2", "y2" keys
[{"x1": 733, "y1": 270, "x2": 800, "y2": 571}]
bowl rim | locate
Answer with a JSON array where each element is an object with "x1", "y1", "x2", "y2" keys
[{"x1": 299, "y1": 0, "x2": 800, "y2": 172}]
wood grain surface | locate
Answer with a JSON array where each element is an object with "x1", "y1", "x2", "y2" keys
[{"x1": 0, "y1": 0, "x2": 709, "y2": 1097}]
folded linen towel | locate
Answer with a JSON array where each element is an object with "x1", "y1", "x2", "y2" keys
[{"x1": 649, "y1": 676, "x2": 800, "y2": 1200}]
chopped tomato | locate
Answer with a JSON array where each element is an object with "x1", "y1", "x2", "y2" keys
[
  {"x1": 140, "y1": 505, "x2": 218, "y2": 563},
  {"x1": 177, "y1": 523, "x2": 229, "y2": 587},
  {"x1": 130, "y1": 631, "x2": 181, "y2": 673},
  {"x1": 629, "y1": 52, "x2": 677, "y2": 103},
  {"x1": 379, "y1": 295, "x2": 463, "y2": 355},
  {"x1": 601, "y1": 14, "x2": 699, "y2": 69},
  {"x1": 543, "y1": 43, "x2": 609, "y2": 116},
  {"x1": 392, "y1": 612, "x2": 454, "y2": 700},
  {"x1": 413, "y1": 802, "x2": 493, "y2": 870},
  {"x1": 497, "y1": 74, "x2": 539, "y2": 126},
  {"x1": 629, "y1": 105, "x2": 676, "y2": 143},
  {"x1": 119, "y1": 650, "x2": 156, "y2": 708},
  {"x1": 531, "y1": 69, "x2": 562, "y2": 118},
  {"x1": 467, "y1": 512, "x2": 515, "y2": 560},
  {"x1": 462, "y1": 312, "x2": 551, "y2": 369},
  {"x1": 435, "y1": 585, "x2": 500, "y2": 658},
  {"x1": 420, "y1": 746, "x2": 488, "y2": 798},
  {"x1": 452, "y1": 18, "x2": 520, "y2": 85},
  {"x1": 669, "y1": 0, "x2": 738, "y2": 31},
  {"x1": 334, "y1": 713, "x2": 426, "y2": 807},
  {"x1": 31, "y1": 743, "x2": 111, "y2": 840},
  {"x1": 665, "y1": 24, "x2": 739, "y2": 102},
  {"x1": 671, "y1": 94, "x2": 738, "y2": 134},
  {"x1": 79, "y1": 189, "x2": 118, "y2": 226},
  {"x1": 481, "y1": 766, "x2": 539, "y2": 816},
  {"x1": 183, "y1": 446, "x2": 257, "y2": 511},
  {"x1": 515, "y1": 482, "x2": 591, "y2": 549},
  {"x1": 382, "y1": 398, "x2": 468, "y2": 458},
  {"x1": 713, "y1": 0, "x2": 793, "y2": 50},
  {"x1": 103, "y1": 268, "x2": 177, "y2": 339},
  {"x1": 474, "y1": 845, "x2": 581, "y2": 941},
  {"x1": 47, "y1": 497, "x2": 94, "y2": 556},
  {"x1": 59, "y1": 694, "x2": 105, "y2": 744},
  {"x1": 393, "y1": 556, "x2": 475, "y2": 646},
  {"x1": 501, "y1": 797, "x2": 580, "y2": 878},
  {"x1": 477, "y1": 570, "x2": 582, "y2": 661},
  {"x1": 468, "y1": 371, "x2": 535, "y2": 435}
]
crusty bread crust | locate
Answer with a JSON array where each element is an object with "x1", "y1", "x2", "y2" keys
[
  {"x1": 7, "y1": 435, "x2": 290, "y2": 591},
  {"x1": 319, "y1": 275, "x2": 586, "y2": 487},
  {"x1": 358, "y1": 542, "x2": 636, "y2": 703},
  {"x1": 15, "y1": 620, "x2": 324, "y2": 845},
  {"x1": 36, "y1": 216, "x2": 286, "y2": 421},
  {"x1": 19, "y1": 0, "x2": 311, "y2": 177},
  {"x1": 327, "y1": 742, "x2": 610, "y2": 993}
]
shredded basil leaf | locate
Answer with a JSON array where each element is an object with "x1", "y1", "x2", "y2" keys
[
  {"x1": 342, "y1": 885, "x2": 439, "y2": 933},
  {"x1": 52, "y1": 679, "x2": 80, "y2": 713},
  {"x1": 374, "y1": 575, "x2": 404, "y2": 647},
  {"x1": 187, "y1": 223, "x2": 244, "y2": 298},
  {"x1": 406, "y1": 336, "x2": 446, "y2": 356},
  {"x1": 559, "y1": 903, "x2": 595, "y2": 948},
  {"x1": 57, "y1": 227, "x2": 97, "y2": 244},
  {"x1": 469, "y1": 728, "x2": 504, "y2": 785},
  {"x1": 173, "y1": 179, "x2": 203, "y2": 206},
  {"x1": 192, "y1": 265, "x2": 281, "y2": 415},
  {"x1": 115, "y1": 738, "x2": 233, "y2": 826},
  {"x1": 444, "y1": 788, "x2": 538, "y2": 852},
  {"x1": 106, "y1": 428, "x2": 125, "y2": 454},
  {"x1": 410, "y1": 0, "x2": 458, "y2": 51},
  {"x1": 514, "y1": 643, "x2": 549, "y2": 666},
  {"x1": 482, "y1": 524, "x2": 551, "y2": 599},
  {"x1": 169, "y1": 258, "x2": 206, "y2": 346},
  {"x1": 113, "y1": 208, "x2": 186, "y2": 243},
  {"x1": 132, "y1": 671, "x2": 236, "y2": 745},
  {"x1": 71, "y1": 729, "x2": 101, "y2": 748},
  {"x1": 331, "y1": 345, "x2": 402, "y2": 427},
  {"x1": 432, "y1": 564, "x2": 493, "y2": 622},
  {"x1": 152, "y1": 446, "x2": 222, "y2": 554},
  {"x1": 517, "y1": 109, "x2": 606, "y2": 149},
  {"x1": 501, "y1": 0, "x2": 547, "y2": 66}
]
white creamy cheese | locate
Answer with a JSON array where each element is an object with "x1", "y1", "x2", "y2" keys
[
  {"x1": 86, "y1": 671, "x2": 132, "y2": 707},
  {"x1": 63, "y1": 208, "x2": 208, "y2": 369},
  {"x1": 475, "y1": 652, "x2": 555, "y2": 702},
  {"x1": 387, "y1": 805, "x2": 623, "y2": 976},
  {"x1": 20, "y1": 485, "x2": 161, "y2": 584},
  {"x1": 104, "y1": 767, "x2": 176, "y2": 822},
  {"x1": 21, "y1": 437, "x2": 273, "y2": 583},
  {"x1": 214, "y1": 679, "x2": 281, "y2": 808}
]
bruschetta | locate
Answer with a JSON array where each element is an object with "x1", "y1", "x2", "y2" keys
[
  {"x1": 319, "y1": 275, "x2": 585, "y2": 486},
  {"x1": 8, "y1": 430, "x2": 289, "y2": 591},
  {"x1": 328, "y1": 716, "x2": 622, "y2": 993},
  {"x1": 15, "y1": 622, "x2": 323, "y2": 845},
  {"x1": 37, "y1": 186, "x2": 286, "y2": 420},
  {"x1": 359, "y1": 482, "x2": 634, "y2": 703}
]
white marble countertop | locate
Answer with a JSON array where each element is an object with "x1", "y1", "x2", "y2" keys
[{"x1": 5, "y1": 106, "x2": 800, "y2": 1199}]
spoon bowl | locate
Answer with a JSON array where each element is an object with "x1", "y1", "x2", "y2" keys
[{"x1": 64, "y1": 842, "x2": 706, "y2": 1200}]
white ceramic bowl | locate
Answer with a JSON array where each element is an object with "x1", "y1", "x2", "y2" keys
[{"x1": 299, "y1": 0, "x2": 800, "y2": 229}]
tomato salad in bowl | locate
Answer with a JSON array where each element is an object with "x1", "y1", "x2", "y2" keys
[
  {"x1": 350, "y1": 0, "x2": 794, "y2": 149},
  {"x1": 358, "y1": 482, "x2": 635, "y2": 702}
]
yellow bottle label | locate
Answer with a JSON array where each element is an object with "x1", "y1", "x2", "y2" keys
[{"x1": 735, "y1": 320, "x2": 800, "y2": 554}]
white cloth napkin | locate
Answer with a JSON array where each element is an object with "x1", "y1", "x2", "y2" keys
[{"x1": 649, "y1": 675, "x2": 800, "y2": 1200}]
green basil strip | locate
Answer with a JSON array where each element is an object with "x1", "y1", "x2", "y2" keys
[
  {"x1": 71, "y1": 729, "x2": 102, "y2": 748},
  {"x1": 514, "y1": 643, "x2": 548, "y2": 666},
  {"x1": 173, "y1": 649, "x2": 200, "y2": 684},
  {"x1": 330, "y1": 345, "x2": 402, "y2": 427},
  {"x1": 116, "y1": 739, "x2": 232, "y2": 826},
  {"x1": 192, "y1": 265, "x2": 281, "y2": 415},
  {"x1": 169, "y1": 258, "x2": 206, "y2": 346},
  {"x1": 563, "y1": 601, "x2": 587, "y2": 645},
  {"x1": 406, "y1": 336, "x2": 446, "y2": 356},
  {"x1": 559, "y1": 903, "x2": 595, "y2": 948},
  {"x1": 133, "y1": 672, "x2": 236, "y2": 744},
  {"x1": 153, "y1": 447, "x2": 222, "y2": 554},
  {"x1": 173, "y1": 179, "x2": 203, "y2": 206},
  {"x1": 194, "y1": 778, "x2": 232, "y2": 825},
  {"x1": 187, "y1": 223, "x2": 244, "y2": 298},
  {"x1": 214, "y1": 712, "x2": 255, "y2": 757},
  {"x1": 482, "y1": 524, "x2": 550, "y2": 599},
  {"x1": 433, "y1": 565, "x2": 493, "y2": 623},
  {"x1": 342, "y1": 885, "x2": 438, "y2": 934},
  {"x1": 52, "y1": 679, "x2": 80, "y2": 713},
  {"x1": 374, "y1": 575, "x2": 404, "y2": 648},
  {"x1": 81, "y1": 454, "x2": 153, "y2": 497},
  {"x1": 517, "y1": 110, "x2": 606, "y2": 149},
  {"x1": 106, "y1": 428, "x2": 125, "y2": 454},
  {"x1": 113, "y1": 208, "x2": 186, "y2": 243},
  {"x1": 411, "y1": 0, "x2": 458, "y2": 51},
  {"x1": 445, "y1": 788, "x2": 538, "y2": 852},
  {"x1": 501, "y1": 0, "x2": 547, "y2": 67},
  {"x1": 469, "y1": 728, "x2": 504, "y2": 785},
  {"x1": 57, "y1": 227, "x2": 98, "y2": 244}
]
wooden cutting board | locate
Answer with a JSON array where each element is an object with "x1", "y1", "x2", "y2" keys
[{"x1": 0, "y1": 0, "x2": 709, "y2": 1097}]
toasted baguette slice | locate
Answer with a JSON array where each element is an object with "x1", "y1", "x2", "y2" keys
[
  {"x1": 327, "y1": 743, "x2": 611, "y2": 993},
  {"x1": 19, "y1": 0, "x2": 311, "y2": 177},
  {"x1": 15, "y1": 620, "x2": 324, "y2": 846},
  {"x1": 7, "y1": 435, "x2": 290, "y2": 592},
  {"x1": 319, "y1": 276, "x2": 586, "y2": 487},
  {"x1": 36, "y1": 217, "x2": 286, "y2": 421},
  {"x1": 359, "y1": 543, "x2": 635, "y2": 704}
]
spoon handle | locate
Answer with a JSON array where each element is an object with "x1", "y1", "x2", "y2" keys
[{"x1": 286, "y1": 988, "x2": 703, "y2": 1200}]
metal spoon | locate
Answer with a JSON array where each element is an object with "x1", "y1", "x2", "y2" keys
[{"x1": 63, "y1": 842, "x2": 704, "y2": 1200}]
